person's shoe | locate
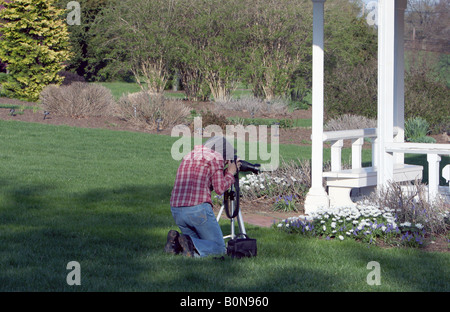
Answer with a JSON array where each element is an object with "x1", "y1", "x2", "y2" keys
[
  {"x1": 164, "y1": 230, "x2": 181, "y2": 254},
  {"x1": 178, "y1": 234, "x2": 196, "y2": 257}
]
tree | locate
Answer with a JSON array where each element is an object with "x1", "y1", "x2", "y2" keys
[
  {"x1": 174, "y1": 0, "x2": 246, "y2": 102},
  {"x1": 241, "y1": 0, "x2": 313, "y2": 102},
  {"x1": 55, "y1": 0, "x2": 109, "y2": 81},
  {"x1": 324, "y1": 0, "x2": 378, "y2": 119},
  {"x1": 0, "y1": 0, "x2": 72, "y2": 101},
  {"x1": 90, "y1": 0, "x2": 178, "y2": 93}
]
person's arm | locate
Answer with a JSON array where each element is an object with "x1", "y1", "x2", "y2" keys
[{"x1": 211, "y1": 160, "x2": 235, "y2": 195}]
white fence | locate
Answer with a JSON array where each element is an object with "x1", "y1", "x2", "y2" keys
[{"x1": 321, "y1": 127, "x2": 449, "y2": 205}]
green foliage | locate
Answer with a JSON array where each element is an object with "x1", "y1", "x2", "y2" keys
[
  {"x1": 174, "y1": 0, "x2": 247, "y2": 102},
  {"x1": 404, "y1": 117, "x2": 436, "y2": 143},
  {"x1": 90, "y1": 0, "x2": 179, "y2": 92},
  {"x1": 325, "y1": 57, "x2": 378, "y2": 120},
  {"x1": 404, "y1": 59, "x2": 450, "y2": 134},
  {"x1": 273, "y1": 194, "x2": 300, "y2": 212},
  {"x1": 0, "y1": 0, "x2": 72, "y2": 101},
  {"x1": 323, "y1": 2, "x2": 378, "y2": 120},
  {"x1": 55, "y1": 0, "x2": 109, "y2": 81},
  {"x1": 241, "y1": 0, "x2": 313, "y2": 101},
  {"x1": 436, "y1": 53, "x2": 450, "y2": 87},
  {"x1": 86, "y1": 0, "x2": 378, "y2": 103},
  {"x1": 228, "y1": 117, "x2": 312, "y2": 129}
]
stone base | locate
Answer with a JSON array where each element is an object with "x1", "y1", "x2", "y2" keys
[{"x1": 304, "y1": 188, "x2": 329, "y2": 215}]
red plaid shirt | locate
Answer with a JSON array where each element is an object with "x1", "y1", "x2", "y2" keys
[{"x1": 170, "y1": 145, "x2": 235, "y2": 207}]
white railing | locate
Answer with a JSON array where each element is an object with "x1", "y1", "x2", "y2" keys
[
  {"x1": 322, "y1": 127, "x2": 400, "y2": 171},
  {"x1": 385, "y1": 142, "x2": 450, "y2": 201},
  {"x1": 321, "y1": 127, "x2": 449, "y2": 201}
]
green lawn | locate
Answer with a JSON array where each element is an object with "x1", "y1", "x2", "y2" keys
[
  {"x1": 0, "y1": 120, "x2": 448, "y2": 292},
  {"x1": 96, "y1": 82, "x2": 186, "y2": 100}
]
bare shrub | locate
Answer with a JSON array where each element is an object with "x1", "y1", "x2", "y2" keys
[
  {"x1": 115, "y1": 91, "x2": 191, "y2": 130},
  {"x1": 40, "y1": 82, "x2": 115, "y2": 117},
  {"x1": 240, "y1": 158, "x2": 333, "y2": 203},
  {"x1": 367, "y1": 180, "x2": 449, "y2": 235},
  {"x1": 214, "y1": 96, "x2": 288, "y2": 115},
  {"x1": 325, "y1": 114, "x2": 377, "y2": 131}
]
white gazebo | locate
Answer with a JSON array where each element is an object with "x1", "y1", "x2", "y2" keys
[{"x1": 304, "y1": 0, "x2": 450, "y2": 214}]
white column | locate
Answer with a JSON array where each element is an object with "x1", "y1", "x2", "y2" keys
[
  {"x1": 377, "y1": 0, "x2": 396, "y2": 188},
  {"x1": 427, "y1": 154, "x2": 441, "y2": 202},
  {"x1": 393, "y1": 0, "x2": 407, "y2": 165},
  {"x1": 352, "y1": 138, "x2": 364, "y2": 169},
  {"x1": 305, "y1": 0, "x2": 329, "y2": 214},
  {"x1": 331, "y1": 140, "x2": 343, "y2": 172}
]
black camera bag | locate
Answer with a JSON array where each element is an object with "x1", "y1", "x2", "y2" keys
[{"x1": 227, "y1": 233, "x2": 257, "y2": 258}]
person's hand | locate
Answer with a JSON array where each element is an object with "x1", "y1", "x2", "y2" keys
[{"x1": 226, "y1": 159, "x2": 241, "y2": 176}]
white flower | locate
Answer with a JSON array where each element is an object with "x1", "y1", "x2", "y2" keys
[
  {"x1": 339, "y1": 235, "x2": 344, "y2": 240},
  {"x1": 322, "y1": 225, "x2": 326, "y2": 231},
  {"x1": 415, "y1": 223, "x2": 424, "y2": 229},
  {"x1": 331, "y1": 222, "x2": 336, "y2": 228}
]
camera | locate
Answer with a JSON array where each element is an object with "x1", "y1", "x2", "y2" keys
[{"x1": 233, "y1": 156, "x2": 261, "y2": 175}]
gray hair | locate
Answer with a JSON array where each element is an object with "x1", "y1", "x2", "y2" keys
[{"x1": 204, "y1": 136, "x2": 236, "y2": 160}]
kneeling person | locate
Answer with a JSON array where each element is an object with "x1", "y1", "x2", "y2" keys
[{"x1": 165, "y1": 136, "x2": 239, "y2": 257}]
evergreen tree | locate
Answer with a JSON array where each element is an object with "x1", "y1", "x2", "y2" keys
[{"x1": 0, "y1": 0, "x2": 71, "y2": 101}]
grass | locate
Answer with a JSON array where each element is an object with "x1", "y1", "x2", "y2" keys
[
  {"x1": 0, "y1": 120, "x2": 449, "y2": 292},
  {"x1": 0, "y1": 104, "x2": 37, "y2": 110},
  {"x1": 95, "y1": 82, "x2": 185, "y2": 100}
]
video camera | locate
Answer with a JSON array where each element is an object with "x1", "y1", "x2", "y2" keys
[{"x1": 232, "y1": 156, "x2": 261, "y2": 175}]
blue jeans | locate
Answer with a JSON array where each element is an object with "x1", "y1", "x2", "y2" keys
[{"x1": 171, "y1": 203, "x2": 226, "y2": 257}]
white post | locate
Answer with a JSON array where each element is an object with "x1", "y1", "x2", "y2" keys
[
  {"x1": 352, "y1": 137, "x2": 364, "y2": 169},
  {"x1": 427, "y1": 154, "x2": 441, "y2": 202},
  {"x1": 331, "y1": 140, "x2": 343, "y2": 172},
  {"x1": 377, "y1": 0, "x2": 396, "y2": 187},
  {"x1": 393, "y1": 0, "x2": 407, "y2": 165},
  {"x1": 372, "y1": 137, "x2": 379, "y2": 168},
  {"x1": 305, "y1": 0, "x2": 329, "y2": 214}
]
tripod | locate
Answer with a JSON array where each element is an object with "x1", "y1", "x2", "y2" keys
[{"x1": 215, "y1": 173, "x2": 246, "y2": 240}]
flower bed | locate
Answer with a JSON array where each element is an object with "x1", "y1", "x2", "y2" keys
[{"x1": 274, "y1": 201, "x2": 450, "y2": 248}]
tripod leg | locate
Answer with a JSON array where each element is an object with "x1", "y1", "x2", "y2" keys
[
  {"x1": 236, "y1": 210, "x2": 246, "y2": 235},
  {"x1": 216, "y1": 204, "x2": 224, "y2": 223},
  {"x1": 230, "y1": 198, "x2": 235, "y2": 239}
]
